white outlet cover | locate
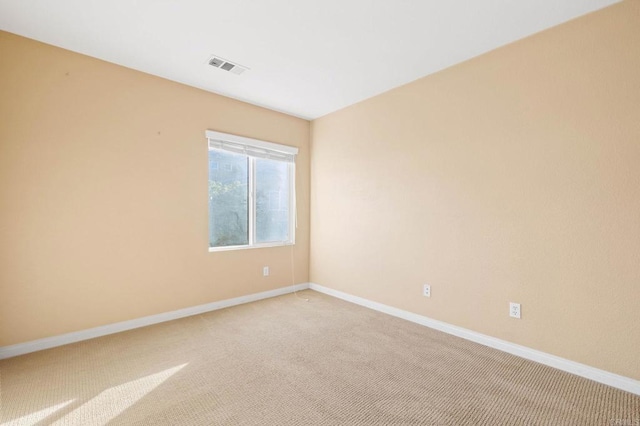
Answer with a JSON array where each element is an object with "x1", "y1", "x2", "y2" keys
[
  {"x1": 263, "y1": 266, "x2": 269, "y2": 277},
  {"x1": 423, "y1": 284, "x2": 431, "y2": 297},
  {"x1": 509, "y1": 302, "x2": 521, "y2": 319}
]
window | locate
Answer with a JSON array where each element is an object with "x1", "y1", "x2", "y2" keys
[{"x1": 206, "y1": 130, "x2": 297, "y2": 251}]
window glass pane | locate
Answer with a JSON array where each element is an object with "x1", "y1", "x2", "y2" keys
[
  {"x1": 208, "y1": 150, "x2": 249, "y2": 247},
  {"x1": 255, "y1": 158, "x2": 290, "y2": 243}
]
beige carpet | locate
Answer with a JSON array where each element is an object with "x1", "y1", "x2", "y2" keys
[{"x1": 1, "y1": 290, "x2": 638, "y2": 425}]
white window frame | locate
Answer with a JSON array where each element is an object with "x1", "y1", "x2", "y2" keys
[{"x1": 206, "y1": 130, "x2": 297, "y2": 252}]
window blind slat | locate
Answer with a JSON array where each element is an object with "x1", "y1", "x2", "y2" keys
[{"x1": 206, "y1": 131, "x2": 297, "y2": 164}]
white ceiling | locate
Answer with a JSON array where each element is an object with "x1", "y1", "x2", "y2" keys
[{"x1": 0, "y1": 0, "x2": 619, "y2": 120}]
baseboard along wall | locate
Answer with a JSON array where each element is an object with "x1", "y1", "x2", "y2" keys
[
  {"x1": 307, "y1": 283, "x2": 640, "y2": 396},
  {"x1": 1, "y1": 281, "x2": 638, "y2": 396},
  {"x1": 0, "y1": 283, "x2": 310, "y2": 360}
]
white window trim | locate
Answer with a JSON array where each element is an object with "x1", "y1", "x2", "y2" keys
[{"x1": 206, "y1": 130, "x2": 297, "y2": 252}]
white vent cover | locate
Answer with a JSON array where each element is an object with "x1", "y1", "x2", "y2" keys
[{"x1": 207, "y1": 55, "x2": 248, "y2": 75}]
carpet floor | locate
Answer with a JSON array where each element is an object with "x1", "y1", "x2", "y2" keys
[{"x1": 1, "y1": 290, "x2": 638, "y2": 425}]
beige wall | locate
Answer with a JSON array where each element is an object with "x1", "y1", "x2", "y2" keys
[
  {"x1": 310, "y1": 1, "x2": 640, "y2": 380},
  {"x1": 1, "y1": 2, "x2": 638, "y2": 382},
  {"x1": 0, "y1": 31, "x2": 310, "y2": 346}
]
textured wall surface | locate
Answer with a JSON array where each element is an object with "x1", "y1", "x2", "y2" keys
[
  {"x1": 0, "y1": 31, "x2": 310, "y2": 346},
  {"x1": 311, "y1": 1, "x2": 640, "y2": 379}
]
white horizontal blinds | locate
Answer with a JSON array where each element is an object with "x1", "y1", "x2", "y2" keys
[
  {"x1": 206, "y1": 130, "x2": 297, "y2": 163},
  {"x1": 208, "y1": 139, "x2": 294, "y2": 163}
]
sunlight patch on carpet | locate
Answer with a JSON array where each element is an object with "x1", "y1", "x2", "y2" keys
[
  {"x1": 1, "y1": 399, "x2": 75, "y2": 426},
  {"x1": 50, "y1": 363, "x2": 188, "y2": 425}
]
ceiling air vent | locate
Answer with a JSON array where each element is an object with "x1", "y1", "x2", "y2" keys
[{"x1": 207, "y1": 55, "x2": 248, "y2": 75}]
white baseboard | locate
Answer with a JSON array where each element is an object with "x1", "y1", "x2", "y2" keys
[
  {"x1": 0, "y1": 283, "x2": 310, "y2": 360},
  {"x1": 4, "y1": 282, "x2": 637, "y2": 396},
  {"x1": 308, "y1": 282, "x2": 640, "y2": 396}
]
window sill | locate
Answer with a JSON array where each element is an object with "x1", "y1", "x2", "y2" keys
[{"x1": 208, "y1": 241, "x2": 295, "y2": 253}]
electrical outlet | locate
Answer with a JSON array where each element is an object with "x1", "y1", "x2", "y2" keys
[
  {"x1": 509, "y1": 302, "x2": 521, "y2": 319},
  {"x1": 423, "y1": 284, "x2": 431, "y2": 297},
  {"x1": 263, "y1": 266, "x2": 269, "y2": 277}
]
